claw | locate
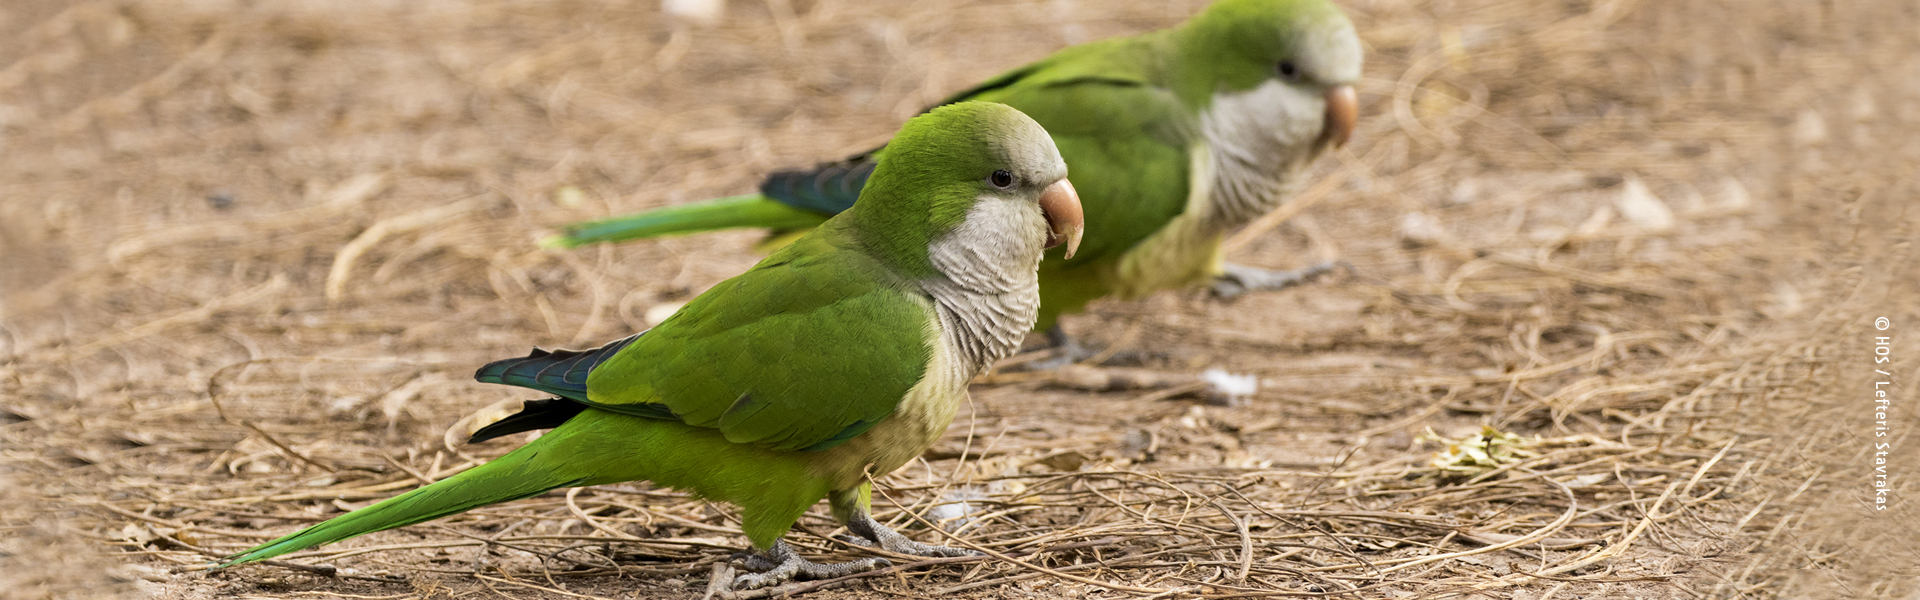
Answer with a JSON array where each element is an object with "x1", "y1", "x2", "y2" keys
[
  {"x1": 728, "y1": 550, "x2": 780, "y2": 573},
  {"x1": 832, "y1": 533, "x2": 877, "y2": 548},
  {"x1": 1020, "y1": 324, "x2": 1092, "y2": 371},
  {"x1": 1211, "y1": 260, "x2": 1344, "y2": 300},
  {"x1": 730, "y1": 540, "x2": 889, "y2": 590},
  {"x1": 846, "y1": 512, "x2": 980, "y2": 558}
]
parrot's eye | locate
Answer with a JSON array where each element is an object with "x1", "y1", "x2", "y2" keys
[
  {"x1": 989, "y1": 170, "x2": 1015, "y2": 189},
  {"x1": 1276, "y1": 60, "x2": 1299, "y2": 80}
]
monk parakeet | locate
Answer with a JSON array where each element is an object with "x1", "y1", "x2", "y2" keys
[
  {"x1": 549, "y1": 0, "x2": 1361, "y2": 340},
  {"x1": 222, "y1": 102, "x2": 1084, "y2": 590}
]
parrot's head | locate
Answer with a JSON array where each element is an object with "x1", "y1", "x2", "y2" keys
[
  {"x1": 1177, "y1": 0, "x2": 1362, "y2": 156},
  {"x1": 853, "y1": 101, "x2": 1082, "y2": 286}
]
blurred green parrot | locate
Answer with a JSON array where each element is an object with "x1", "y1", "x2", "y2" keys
[
  {"x1": 549, "y1": 0, "x2": 1361, "y2": 346},
  {"x1": 222, "y1": 102, "x2": 1085, "y2": 589}
]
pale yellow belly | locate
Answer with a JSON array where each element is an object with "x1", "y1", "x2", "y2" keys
[
  {"x1": 1105, "y1": 142, "x2": 1232, "y2": 300},
  {"x1": 807, "y1": 328, "x2": 968, "y2": 491},
  {"x1": 1109, "y1": 211, "x2": 1225, "y2": 300}
]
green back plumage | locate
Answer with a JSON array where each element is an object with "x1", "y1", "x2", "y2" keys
[{"x1": 587, "y1": 218, "x2": 935, "y2": 452}]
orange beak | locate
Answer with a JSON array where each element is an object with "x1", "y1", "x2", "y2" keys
[
  {"x1": 1320, "y1": 85, "x2": 1358, "y2": 149},
  {"x1": 1037, "y1": 178, "x2": 1084, "y2": 259}
]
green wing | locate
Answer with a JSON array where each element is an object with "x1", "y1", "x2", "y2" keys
[{"x1": 585, "y1": 220, "x2": 935, "y2": 452}]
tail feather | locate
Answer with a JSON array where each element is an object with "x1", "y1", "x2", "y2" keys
[
  {"x1": 759, "y1": 158, "x2": 874, "y2": 215},
  {"x1": 227, "y1": 409, "x2": 839, "y2": 557},
  {"x1": 473, "y1": 333, "x2": 642, "y2": 402},
  {"x1": 223, "y1": 441, "x2": 588, "y2": 566},
  {"x1": 542, "y1": 194, "x2": 829, "y2": 247},
  {"x1": 467, "y1": 398, "x2": 588, "y2": 444}
]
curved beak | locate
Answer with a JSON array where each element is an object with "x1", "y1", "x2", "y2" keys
[
  {"x1": 1320, "y1": 85, "x2": 1358, "y2": 149},
  {"x1": 1037, "y1": 178, "x2": 1084, "y2": 259}
]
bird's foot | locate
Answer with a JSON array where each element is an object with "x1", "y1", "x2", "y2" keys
[
  {"x1": 727, "y1": 550, "x2": 779, "y2": 573},
  {"x1": 730, "y1": 540, "x2": 888, "y2": 590},
  {"x1": 832, "y1": 511, "x2": 980, "y2": 558},
  {"x1": 1211, "y1": 261, "x2": 1344, "y2": 300},
  {"x1": 1024, "y1": 324, "x2": 1094, "y2": 370}
]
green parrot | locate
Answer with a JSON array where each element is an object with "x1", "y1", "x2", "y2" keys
[
  {"x1": 549, "y1": 0, "x2": 1361, "y2": 346},
  {"x1": 222, "y1": 101, "x2": 1085, "y2": 590}
]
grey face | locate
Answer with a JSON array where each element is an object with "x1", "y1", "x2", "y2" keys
[
  {"x1": 982, "y1": 112, "x2": 1069, "y2": 200},
  {"x1": 1288, "y1": 19, "x2": 1362, "y2": 88}
]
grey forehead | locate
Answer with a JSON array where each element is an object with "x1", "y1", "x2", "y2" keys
[
  {"x1": 990, "y1": 116, "x2": 1067, "y2": 182},
  {"x1": 1299, "y1": 20, "x2": 1362, "y2": 84}
]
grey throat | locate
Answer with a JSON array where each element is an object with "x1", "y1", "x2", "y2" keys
[
  {"x1": 922, "y1": 195, "x2": 1047, "y2": 376},
  {"x1": 1197, "y1": 78, "x2": 1329, "y2": 228}
]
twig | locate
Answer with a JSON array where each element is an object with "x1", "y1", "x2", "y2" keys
[
  {"x1": 241, "y1": 421, "x2": 338, "y2": 473},
  {"x1": 565, "y1": 488, "x2": 643, "y2": 541},
  {"x1": 68, "y1": 275, "x2": 288, "y2": 357},
  {"x1": 719, "y1": 537, "x2": 1124, "y2": 600},
  {"x1": 327, "y1": 198, "x2": 484, "y2": 302},
  {"x1": 475, "y1": 572, "x2": 623, "y2": 600},
  {"x1": 867, "y1": 477, "x2": 1173, "y2": 595}
]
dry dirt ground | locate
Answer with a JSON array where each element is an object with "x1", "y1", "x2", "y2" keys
[{"x1": 2, "y1": 0, "x2": 1917, "y2": 598}]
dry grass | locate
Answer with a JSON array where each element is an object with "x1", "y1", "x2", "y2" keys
[{"x1": 1, "y1": 0, "x2": 1916, "y2": 598}]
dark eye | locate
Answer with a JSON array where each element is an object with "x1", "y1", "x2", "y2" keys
[
  {"x1": 1277, "y1": 61, "x2": 1299, "y2": 80},
  {"x1": 989, "y1": 169, "x2": 1014, "y2": 189}
]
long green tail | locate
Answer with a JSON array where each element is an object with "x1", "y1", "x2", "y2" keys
[
  {"x1": 541, "y1": 194, "x2": 830, "y2": 248},
  {"x1": 221, "y1": 437, "x2": 590, "y2": 566}
]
